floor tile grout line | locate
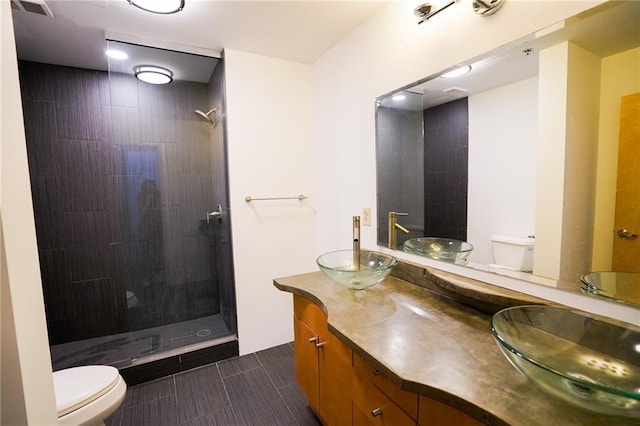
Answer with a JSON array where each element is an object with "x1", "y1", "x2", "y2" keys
[
  {"x1": 273, "y1": 380, "x2": 305, "y2": 426},
  {"x1": 219, "y1": 363, "x2": 263, "y2": 380},
  {"x1": 217, "y1": 361, "x2": 242, "y2": 425},
  {"x1": 256, "y1": 346, "x2": 301, "y2": 425},
  {"x1": 220, "y1": 352, "x2": 297, "y2": 425},
  {"x1": 170, "y1": 374, "x2": 178, "y2": 423}
]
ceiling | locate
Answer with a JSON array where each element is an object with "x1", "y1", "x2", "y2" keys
[
  {"x1": 11, "y1": 0, "x2": 390, "y2": 75},
  {"x1": 11, "y1": 1, "x2": 640, "y2": 91},
  {"x1": 379, "y1": 0, "x2": 640, "y2": 110}
]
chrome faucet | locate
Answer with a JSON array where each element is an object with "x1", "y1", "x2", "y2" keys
[{"x1": 388, "y1": 212, "x2": 409, "y2": 249}]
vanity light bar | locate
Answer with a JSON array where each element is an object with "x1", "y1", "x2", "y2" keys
[
  {"x1": 127, "y1": 0, "x2": 185, "y2": 14},
  {"x1": 414, "y1": 0, "x2": 460, "y2": 24},
  {"x1": 415, "y1": 0, "x2": 506, "y2": 24}
]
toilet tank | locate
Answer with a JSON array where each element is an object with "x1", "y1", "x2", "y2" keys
[{"x1": 491, "y1": 235, "x2": 534, "y2": 272}]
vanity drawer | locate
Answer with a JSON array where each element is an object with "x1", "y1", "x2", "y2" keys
[
  {"x1": 419, "y1": 396, "x2": 483, "y2": 426},
  {"x1": 353, "y1": 369, "x2": 416, "y2": 426},
  {"x1": 353, "y1": 352, "x2": 418, "y2": 421}
]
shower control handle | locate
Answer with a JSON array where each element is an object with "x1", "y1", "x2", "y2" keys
[{"x1": 207, "y1": 204, "x2": 223, "y2": 224}]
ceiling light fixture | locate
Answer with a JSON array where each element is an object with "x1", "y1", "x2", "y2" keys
[
  {"x1": 440, "y1": 65, "x2": 472, "y2": 79},
  {"x1": 473, "y1": 0, "x2": 506, "y2": 16},
  {"x1": 392, "y1": 94, "x2": 406, "y2": 101},
  {"x1": 105, "y1": 49, "x2": 128, "y2": 60},
  {"x1": 127, "y1": 0, "x2": 185, "y2": 14},
  {"x1": 134, "y1": 65, "x2": 173, "y2": 85},
  {"x1": 414, "y1": 0, "x2": 460, "y2": 24}
]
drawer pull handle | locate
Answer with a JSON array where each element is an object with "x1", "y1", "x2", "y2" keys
[
  {"x1": 371, "y1": 408, "x2": 383, "y2": 417},
  {"x1": 315, "y1": 341, "x2": 327, "y2": 348},
  {"x1": 308, "y1": 337, "x2": 317, "y2": 344},
  {"x1": 373, "y1": 369, "x2": 382, "y2": 376}
]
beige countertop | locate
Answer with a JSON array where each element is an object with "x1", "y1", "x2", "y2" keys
[{"x1": 274, "y1": 271, "x2": 637, "y2": 426}]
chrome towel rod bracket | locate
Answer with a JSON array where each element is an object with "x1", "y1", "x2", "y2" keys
[{"x1": 245, "y1": 194, "x2": 307, "y2": 202}]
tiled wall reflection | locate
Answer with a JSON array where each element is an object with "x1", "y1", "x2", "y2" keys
[
  {"x1": 423, "y1": 98, "x2": 469, "y2": 242},
  {"x1": 19, "y1": 61, "x2": 221, "y2": 345},
  {"x1": 376, "y1": 106, "x2": 424, "y2": 246}
]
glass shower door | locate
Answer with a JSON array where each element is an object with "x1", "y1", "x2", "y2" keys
[{"x1": 25, "y1": 40, "x2": 239, "y2": 371}]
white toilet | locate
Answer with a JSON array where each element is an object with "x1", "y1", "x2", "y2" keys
[
  {"x1": 53, "y1": 365, "x2": 127, "y2": 426},
  {"x1": 490, "y1": 234, "x2": 535, "y2": 272}
]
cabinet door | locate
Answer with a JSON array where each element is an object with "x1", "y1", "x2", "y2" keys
[
  {"x1": 294, "y1": 316, "x2": 320, "y2": 413},
  {"x1": 294, "y1": 294, "x2": 325, "y2": 332},
  {"x1": 418, "y1": 396, "x2": 483, "y2": 426},
  {"x1": 318, "y1": 325, "x2": 353, "y2": 425}
]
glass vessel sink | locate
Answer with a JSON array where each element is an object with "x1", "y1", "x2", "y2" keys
[
  {"x1": 403, "y1": 237, "x2": 473, "y2": 262},
  {"x1": 491, "y1": 305, "x2": 640, "y2": 418},
  {"x1": 316, "y1": 250, "x2": 397, "y2": 290},
  {"x1": 580, "y1": 271, "x2": 640, "y2": 307}
]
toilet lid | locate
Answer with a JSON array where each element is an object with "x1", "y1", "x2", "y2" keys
[{"x1": 53, "y1": 366, "x2": 120, "y2": 417}]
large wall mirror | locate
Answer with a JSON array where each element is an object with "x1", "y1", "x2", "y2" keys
[{"x1": 376, "y1": 1, "x2": 640, "y2": 305}]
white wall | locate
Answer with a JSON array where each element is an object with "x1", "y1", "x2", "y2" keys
[
  {"x1": 467, "y1": 77, "x2": 538, "y2": 265},
  {"x1": 0, "y1": 2, "x2": 58, "y2": 423},
  {"x1": 224, "y1": 49, "x2": 316, "y2": 355}
]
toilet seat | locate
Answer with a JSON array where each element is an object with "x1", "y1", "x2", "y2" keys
[{"x1": 54, "y1": 366, "x2": 126, "y2": 426}]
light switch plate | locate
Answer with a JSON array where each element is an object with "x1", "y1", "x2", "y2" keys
[{"x1": 363, "y1": 207, "x2": 371, "y2": 226}]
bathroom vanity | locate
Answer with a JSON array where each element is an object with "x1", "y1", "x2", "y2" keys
[{"x1": 274, "y1": 267, "x2": 639, "y2": 425}]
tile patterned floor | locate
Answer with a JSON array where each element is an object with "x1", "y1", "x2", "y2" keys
[{"x1": 105, "y1": 342, "x2": 322, "y2": 426}]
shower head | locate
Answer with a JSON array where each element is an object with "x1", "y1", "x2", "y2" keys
[{"x1": 195, "y1": 108, "x2": 218, "y2": 127}]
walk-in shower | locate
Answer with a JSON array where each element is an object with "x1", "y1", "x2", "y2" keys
[{"x1": 14, "y1": 35, "x2": 238, "y2": 383}]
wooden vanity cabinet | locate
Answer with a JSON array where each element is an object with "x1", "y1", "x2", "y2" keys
[
  {"x1": 294, "y1": 315, "x2": 320, "y2": 410},
  {"x1": 418, "y1": 396, "x2": 483, "y2": 426},
  {"x1": 293, "y1": 295, "x2": 353, "y2": 425},
  {"x1": 353, "y1": 353, "x2": 417, "y2": 426},
  {"x1": 293, "y1": 294, "x2": 483, "y2": 426}
]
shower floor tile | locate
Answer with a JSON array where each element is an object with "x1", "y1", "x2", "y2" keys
[{"x1": 50, "y1": 314, "x2": 232, "y2": 371}]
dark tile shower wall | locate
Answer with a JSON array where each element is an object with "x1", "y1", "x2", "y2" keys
[
  {"x1": 207, "y1": 63, "x2": 237, "y2": 334},
  {"x1": 423, "y1": 98, "x2": 469, "y2": 241},
  {"x1": 376, "y1": 106, "x2": 424, "y2": 246},
  {"x1": 19, "y1": 61, "x2": 221, "y2": 345}
]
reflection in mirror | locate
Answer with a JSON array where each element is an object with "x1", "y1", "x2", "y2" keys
[
  {"x1": 376, "y1": 1, "x2": 640, "y2": 300},
  {"x1": 580, "y1": 271, "x2": 640, "y2": 308}
]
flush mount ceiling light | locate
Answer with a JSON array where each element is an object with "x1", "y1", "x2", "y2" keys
[
  {"x1": 392, "y1": 93, "x2": 406, "y2": 101},
  {"x1": 440, "y1": 65, "x2": 472, "y2": 78},
  {"x1": 127, "y1": 0, "x2": 184, "y2": 14},
  {"x1": 134, "y1": 65, "x2": 173, "y2": 85}
]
